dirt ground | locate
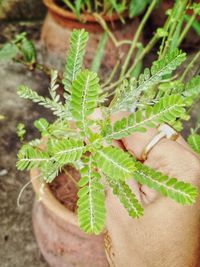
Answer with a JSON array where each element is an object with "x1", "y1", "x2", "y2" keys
[
  {"x1": 0, "y1": 21, "x2": 60, "y2": 267},
  {"x1": 0, "y1": 21, "x2": 199, "y2": 267}
]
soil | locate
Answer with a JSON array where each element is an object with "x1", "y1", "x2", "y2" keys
[
  {"x1": 55, "y1": 0, "x2": 69, "y2": 10},
  {"x1": 49, "y1": 166, "x2": 80, "y2": 212},
  {"x1": 0, "y1": 21, "x2": 64, "y2": 267}
]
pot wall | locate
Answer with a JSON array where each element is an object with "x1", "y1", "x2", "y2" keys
[{"x1": 33, "y1": 200, "x2": 109, "y2": 267}]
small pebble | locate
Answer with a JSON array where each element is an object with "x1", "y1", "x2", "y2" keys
[{"x1": 0, "y1": 169, "x2": 8, "y2": 176}]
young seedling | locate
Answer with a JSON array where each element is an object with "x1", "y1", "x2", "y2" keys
[
  {"x1": 61, "y1": 0, "x2": 151, "y2": 19},
  {"x1": 16, "y1": 29, "x2": 200, "y2": 235},
  {"x1": 0, "y1": 32, "x2": 36, "y2": 67}
]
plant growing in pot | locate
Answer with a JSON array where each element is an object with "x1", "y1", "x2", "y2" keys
[
  {"x1": 151, "y1": 1, "x2": 200, "y2": 48},
  {"x1": 41, "y1": 0, "x2": 155, "y2": 68},
  {"x1": 1, "y1": 1, "x2": 198, "y2": 81},
  {"x1": 16, "y1": 26, "x2": 200, "y2": 266}
]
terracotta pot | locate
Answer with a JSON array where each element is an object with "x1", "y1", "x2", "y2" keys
[
  {"x1": 42, "y1": 0, "x2": 127, "y2": 32},
  {"x1": 31, "y1": 169, "x2": 109, "y2": 267},
  {"x1": 41, "y1": 0, "x2": 140, "y2": 73}
]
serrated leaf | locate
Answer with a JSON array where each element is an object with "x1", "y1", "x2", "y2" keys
[{"x1": 94, "y1": 146, "x2": 136, "y2": 180}]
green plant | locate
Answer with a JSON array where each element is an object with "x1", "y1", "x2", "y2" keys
[
  {"x1": 0, "y1": 32, "x2": 52, "y2": 76},
  {"x1": 187, "y1": 116, "x2": 200, "y2": 155},
  {"x1": 0, "y1": 32, "x2": 36, "y2": 66},
  {"x1": 95, "y1": 0, "x2": 200, "y2": 92},
  {"x1": 61, "y1": 0, "x2": 151, "y2": 19},
  {"x1": 16, "y1": 28, "x2": 200, "y2": 235},
  {"x1": 16, "y1": 123, "x2": 26, "y2": 142},
  {"x1": 0, "y1": 1, "x2": 199, "y2": 80}
]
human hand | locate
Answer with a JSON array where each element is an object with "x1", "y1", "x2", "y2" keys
[{"x1": 105, "y1": 112, "x2": 200, "y2": 267}]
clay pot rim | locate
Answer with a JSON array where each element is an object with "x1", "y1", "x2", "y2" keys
[
  {"x1": 30, "y1": 168, "x2": 78, "y2": 227},
  {"x1": 43, "y1": 0, "x2": 127, "y2": 23}
]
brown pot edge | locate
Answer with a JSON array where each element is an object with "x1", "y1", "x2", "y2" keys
[
  {"x1": 43, "y1": 0, "x2": 127, "y2": 23},
  {"x1": 30, "y1": 168, "x2": 78, "y2": 227}
]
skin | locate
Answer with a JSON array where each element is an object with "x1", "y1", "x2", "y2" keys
[{"x1": 104, "y1": 113, "x2": 200, "y2": 267}]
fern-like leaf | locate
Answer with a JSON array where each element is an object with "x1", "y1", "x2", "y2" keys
[
  {"x1": 134, "y1": 161, "x2": 198, "y2": 205},
  {"x1": 47, "y1": 119, "x2": 78, "y2": 138},
  {"x1": 112, "y1": 49, "x2": 186, "y2": 112},
  {"x1": 104, "y1": 95, "x2": 186, "y2": 140},
  {"x1": 63, "y1": 29, "x2": 88, "y2": 92},
  {"x1": 17, "y1": 85, "x2": 71, "y2": 118},
  {"x1": 49, "y1": 70, "x2": 60, "y2": 100},
  {"x1": 40, "y1": 161, "x2": 62, "y2": 183},
  {"x1": 187, "y1": 133, "x2": 200, "y2": 155},
  {"x1": 183, "y1": 75, "x2": 200, "y2": 99},
  {"x1": 52, "y1": 138, "x2": 84, "y2": 164},
  {"x1": 34, "y1": 118, "x2": 49, "y2": 135},
  {"x1": 16, "y1": 123, "x2": 26, "y2": 142},
  {"x1": 77, "y1": 157, "x2": 105, "y2": 234},
  {"x1": 70, "y1": 70, "x2": 100, "y2": 132},
  {"x1": 107, "y1": 177, "x2": 143, "y2": 218},
  {"x1": 93, "y1": 146, "x2": 135, "y2": 180},
  {"x1": 16, "y1": 145, "x2": 50, "y2": 171}
]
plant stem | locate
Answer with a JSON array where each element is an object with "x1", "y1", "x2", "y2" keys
[
  {"x1": 35, "y1": 63, "x2": 51, "y2": 77},
  {"x1": 160, "y1": 0, "x2": 188, "y2": 57},
  {"x1": 177, "y1": 13, "x2": 196, "y2": 46},
  {"x1": 93, "y1": 13, "x2": 131, "y2": 48},
  {"x1": 17, "y1": 173, "x2": 42, "y2": 207},
  {"x1": 180, "y1": 51, "x2": 200, "y2": 82},
  {"x1": 102, "y1": 33, "x2": 160, "y2": 93},
  {"x1": 102, "y1": 60, "x2": 120, "y2": 87},
  {"x1": 127, "y1": 33, "x2": 159, "y2": 77},
  {"x1": 94, "y1": 13, "x2": 118, "y2": 45},
  {"x1": 63, "y1": 167, "x2": 78, "y2": 187},
  {"x1": 158, "y1": 10, "x2": 172, "y2": 58},
  {"x1": 91, "y1": 32, "x2": 108, "y2": 73},
  {"x1": 119, "y1": 0, "x2": 158, "y2": 79},
  {"x1": 13, "y1": 58, "x2": 63, "y2": 81},
  {"x1": 62, "y1": 0, "x2": 76, "y2": 13}
]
